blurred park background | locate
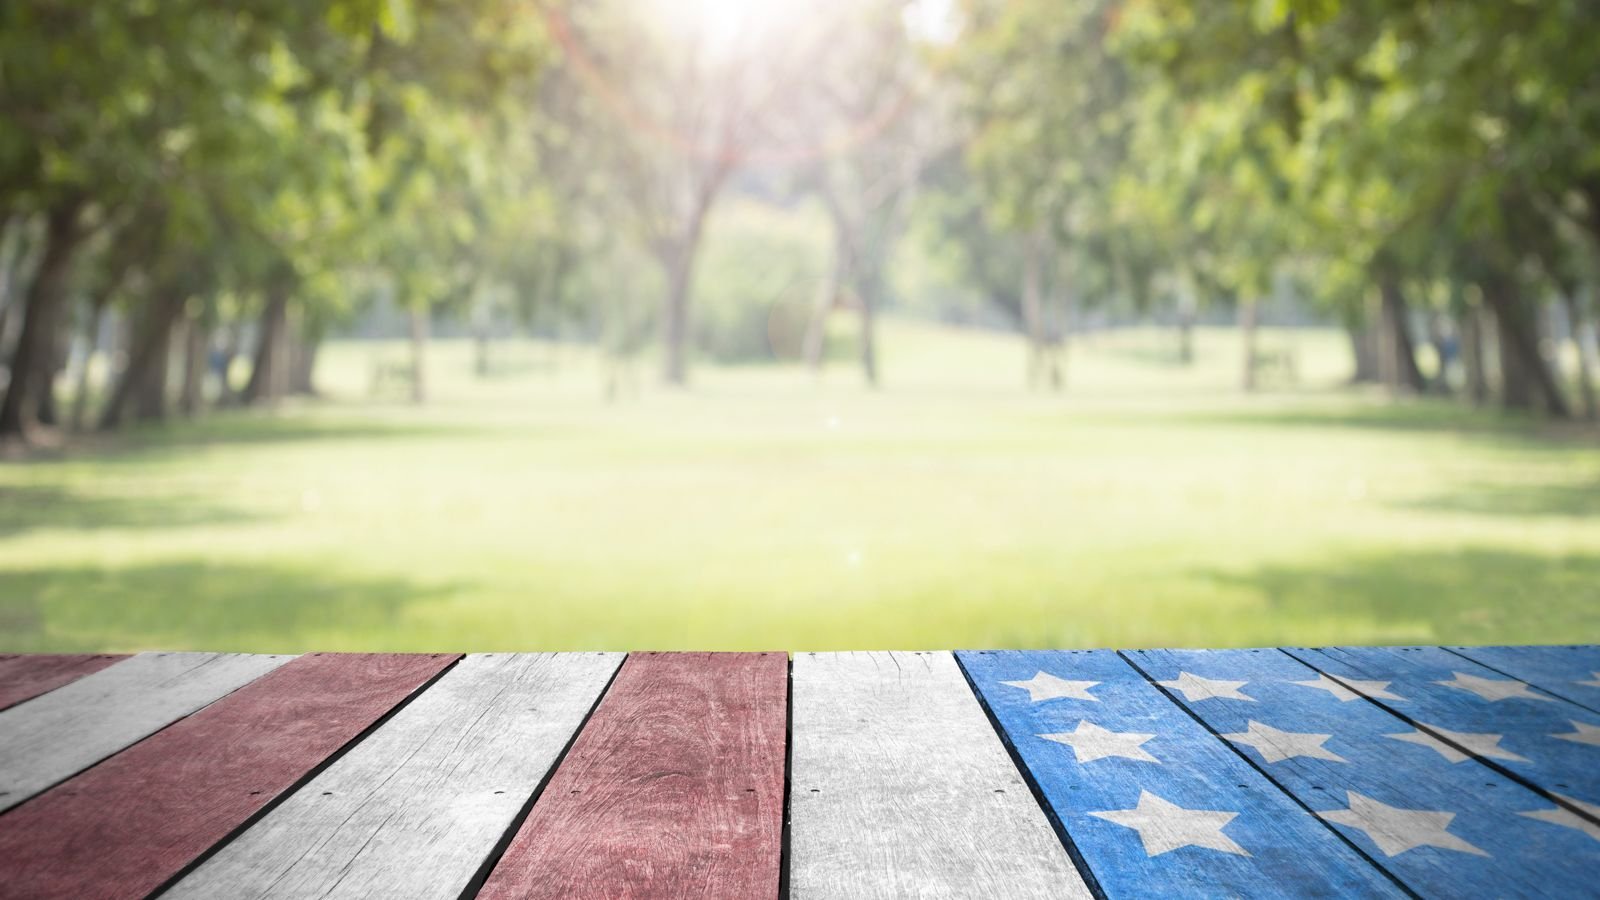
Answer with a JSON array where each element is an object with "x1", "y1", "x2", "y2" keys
[{"x1": 1, "y1": 0, "x2": 1598, "y2": 652}]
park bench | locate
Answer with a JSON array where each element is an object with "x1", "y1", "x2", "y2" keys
[
  {"x1": 0, "y1": 645, "x2": 1596, "y2": 897},
  {"x1": 1252, "y1": 347, "x2": 1300, "y2": 386},
  {"x1": 368, "y1": 358, "x2": 417, "y2": 397}
]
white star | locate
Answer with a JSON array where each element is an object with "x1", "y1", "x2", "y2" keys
[
  {"x1": 1578, "y1": 672, "x2": 1600, "y2": 689},
  {"x1": 1317, "y1": 791, "x2": 1487, "y2": 857},
  {"x1": 1157, "y1": 671, "x2": 1254, "y2": 703},
  {"x1": 1386, "y1": 725, "x2": 1529, "y2": 763},
  {"x1": 1041, "y1": 721, "x2": 1158, "y2": 764},
  {"x1": 1088, "y1": 790, "x2": 1250, "y2": 857},
  {"x1": 1554, "y1": 721, "x2": 1600, "y2": 748},
  {"x1": 1224, "y1": 720, "x2": 1347, "y2": 764},
  {"x1": 1292, "y1": 673, "x2": 1403, "y2": 702},
  {"x1": 1001, "y1": 671, "x2": 1100, "y2": 703},
  {"x1": 1521, "y1": 794, "x2": 1600, "y2": 842},
  {"x1": 1436, "y1": 672, "x2": 1552, "y2": 703}
]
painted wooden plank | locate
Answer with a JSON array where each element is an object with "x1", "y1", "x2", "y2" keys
[
  {"x1": 1288, "y1": 646, "x2": 1600, "y2": 807},
  {"x1": 959, "y1": 649, "x2": 1401, "y2": 899},
  {"x1": 788, "y1": 651, "x2": 1089, "y2": 899},
  {"x1": 0, "y1": 653, "x2": 456, "y2": 900},
  {"x1": 0, "y1": 654, "x2": 128, "y2": 711},
  {"x1": 164, "y1": 652, "x2": 622, "y2": 900},
  {"x1": 477, "y1": 652, "x2": 786, "y2": 899},
  {"x1": 0, "y1": 651, "x2": 292, "y2": 813},
  {"x1": 1449, "y1": 645, "x2": 1600, "y2": 714},
  {"x1": 1127, "y1": 647, "x2": 1599, "y2": 899}
]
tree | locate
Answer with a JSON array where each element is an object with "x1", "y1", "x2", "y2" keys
[{"x1": 786, "y1": 0, "x2": 947, "y2": 386}]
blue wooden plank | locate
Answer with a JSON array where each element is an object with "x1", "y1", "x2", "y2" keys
[
  {"x1": 957, "y1": 650, "x2": 1401, "y2": 899},
  {"x1": 1449, "y1": 645, "x2": 1600, "y2": 714},
  {"x1": 1287, "y1": 647, "x2": 1600, "y2": 816},
  {"x1": 1126, "y1": 647, "x2": 1600, "y2": 899}
]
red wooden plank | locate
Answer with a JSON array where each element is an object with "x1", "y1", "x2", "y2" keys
[
  {"x1": 0, "y1": 654, "x2": 127, "y2": 711},
  {"x1": 477, "y1": 651, "x2": 788, "y2": 900},
  {"x1": 0, "y1": 652, "x2": 457, "y2": 900}
]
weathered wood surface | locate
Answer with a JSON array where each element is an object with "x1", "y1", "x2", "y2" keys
[
  {"x1": 1128, "y1": 647, "x2": 1599, "y2": 899},
  {"x1": 788, "y1": 651, "x2": 1089, "y2": 900},
  {"x1": 0, "y1": 645, "x2": 1592, "y2": 898},
  {"x1": 0, "y1": 653, "x2": 126, "y2": 711},
  {"x1": 0, "y1": 653, "x2": 455, "y2": 900},
  {"x1": 964, "y1": 649, "x2": 1399, "y2": 898},
  {"x1": 478, "y1": 652, "x2": 787, "y2": 900},
  {"x1": 165, "y1": 652, "x2": 622, "y2": 900},
  {"x1": 0, "y1": 651, "x2": 291, "y2": 813},
  {"x1": 1287, "y1": 646, "x2": 1600, "y2": 806},
  {"x1": 1450, "y1": 645, "x2": 1600, "y2": 714}
]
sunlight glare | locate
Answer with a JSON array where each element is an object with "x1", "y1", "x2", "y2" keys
[{"x1": 642, "y1": 0, "x2": 808, "y2": 56}]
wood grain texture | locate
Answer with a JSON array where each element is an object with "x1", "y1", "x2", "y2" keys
[
  {"x1": 1289, "y1": 646, "x2": 1600, "y2": 804},
  {"x1": 963, "y1": 650, "x2": 1399, "y2": 899},
  {"x1": 1449, "y1": 645, "x2": 1600, "y2": 713},
  {"x1": 0, "y1": 653, "x2": 456, "y2": 900},
  {"x1": 0, "y1": 654, "x2": 127, "y2": 711},
  {"x1": 477, "y1": 652, "x2": 787, "y2": 900},
  {"x1": 788, "y1": 651, "x2": 1089, "y2": 900},
  {"x1": 1128, "y1": 648, "x2": 1596, "y2": 899},
  {"x1": 164, "y1": 652, "x2": 622, "y2": 900},
  {"x1": 0, "y1": 651, "x2": 291, "y2": 813}
]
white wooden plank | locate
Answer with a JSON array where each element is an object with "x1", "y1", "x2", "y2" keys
[
  {"x1": 789, "y1": 651, "x2": 1091, "y2": 900},
  {"x1": 0, "y1": 651, "x2": 293, "y2": 812},
  {"x1": 165, "y1": 652, "x2": 622, "y2": 900}
]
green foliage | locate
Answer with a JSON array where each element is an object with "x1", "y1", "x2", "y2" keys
[
  {"x1": 928, "y1": 0, "x2": 1600, "y2": 365},
  {"x1": 0, "y1": 0, "x2": 555, "y2": 405}
]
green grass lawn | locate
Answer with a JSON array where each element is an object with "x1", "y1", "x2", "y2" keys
[{"x1": 3, "y1": 319, "x2": 1598, "y2": 653}]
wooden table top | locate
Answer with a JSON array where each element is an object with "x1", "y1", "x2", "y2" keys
[{"x1": 0, "y1": 646, "x2": 1596, "y2": 898}]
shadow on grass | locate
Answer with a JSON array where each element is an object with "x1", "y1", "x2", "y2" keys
[
  {"x1": 0, "y1": 484, "x2": 272, "y2": 537},
  {"x1": 1403, "y1": 476, "x2": 1600, "y2": 519},
  {"x1": 1176, "y1": 396, "x2": 1597, "y2": 449},
  {"x1": 0, "y1": 560, "x2": 464, "y2": 653},
  {"x1": 6, "y1": 406, "x2": 502, "y2": 468},
  {"x1": 1204, "y1": 547, "x2": 1600, "y2": 645}
]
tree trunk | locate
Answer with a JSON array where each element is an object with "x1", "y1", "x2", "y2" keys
[
  {"x1": 1378, "y1": 273, "x2": 1427, "y2": 393},
  {"x1": 856, "y1": 266, "x2": 881, "y2": 388},
  {"x1": 1460, "y1": 305, "x2": 1489, "y2": 407},
  {"x1": 216, "y1": 319, "x2": 243, "y2": 403},
  {"x1": 1176, "y1": 306, "x2": 1195, "y2": 366},
  {"x1": 99, "y1": 289, "x2": 186, "y2": 430},
  {"x1": 0, "y1": 198, "x2": 84, "y2": 441},
  {"x1": 661, "y1": 246, "x2": 694, "y2": 386},
  {"x1": 1480, "y1": 271, "x2": 1569, "y2": 417},
  {"x1": 408, "y1": 305, "x2": 428, "y2": 404},
  {"x1": 133, "y1": 315, "x2": 173, "y2": 423},
  {"x1": 1496, "y1": 312, "x2": 1535, "y2": 411},
  {"x1": 474, "y1": 327, "x2": 490, "y2": 378},
  {"x1": 1564, "y1": 294, "x2": 1597, "y2": 421},
  {"x1": 1348, "y1": 321, "x2": 1380, "y2": 383},
  {"x1": 1240, "y1": 299, "x2": 1259, "y2": 392},
  {"x1": 1020, "y1": 229, "x2": 1046, "y2": 389},
  {"x1": 658, "y1": 187, "x2": 721, "y2": 387},
  {"x1": 69, "y1": 297, "x2": 107, "y2": 430},
  {"x1": 180, "y1": 315, "x2": 207, "y2": 416},
  {"x1": 36, "y1": 323, "x2": 67, "y2": 427},
  {"x1": 0, "y1": 212, "x2": 32, "y2": 359},
  {"x1": 803, "y1": 235, "x2": 849, "y2": 373},
  {"x1": 242, "y1": 277, "x2": 291, "y2": 406},
  {"x1": 289, "y1": 331, "x2": 318, "y2": 396},
  {"x1": 1057, "y1": 283, "x2": 1075, "y2": 389}
]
